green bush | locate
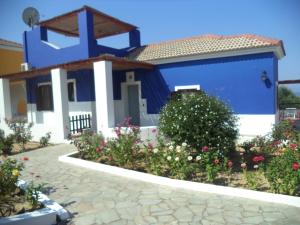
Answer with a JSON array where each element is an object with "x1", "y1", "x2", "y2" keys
[
  {"x1": 72, "y1": 130, "x2": 105, "y2": 160},
  {"x1": 265, "y1": 147, "x2": 300, "y2": 195},
  {"x1": 0, "y1": 158, "x2": 24, "y2": 197},
  {"x1": 39, "y1": 132, "x2": 51, "y2": 147},
  {"x1": 5, "y1": 118, "x2": 33, "y2": 151},
  {"x1": 107, "y1": 118, "x2": 141, "y2": 168},
  {"x1": 159, "y1": 91, "x2": 237, "y2": 155},
  {"x1": 0, "y1": 130, "x2": 14, "y2": 155},
  {"x1": 272, "y1": 119, "x2": 300, "y2": 143}
]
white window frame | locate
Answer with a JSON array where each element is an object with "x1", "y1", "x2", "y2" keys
[
  {"x1": 67, "y1": 79, "x2": 77, "y2": 102},
  {"x1": 175, "y1": 84, "x2": 200, "y2": 91}
]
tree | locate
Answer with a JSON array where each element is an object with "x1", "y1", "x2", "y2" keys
[{"x1": 278, "y1": 86, "x2": 300, "y2": 109}]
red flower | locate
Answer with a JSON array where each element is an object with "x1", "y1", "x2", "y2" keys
[
  {"x1": 227, "y1": 160, "x2": 233, "y2": 168},
  {"x1": 214, "y1": 159, "x2": 220, "y2": 165},
  {"x1": 151, "y1": 128, "x2": 157, "y2": 133},
  {"x1": 252, "y1": 155, "x2": 265, "y2": 163},
  {"x1": 202, "y1": 146, "x2": 209, "y2": 152},
  {"x1": 96, "y1": 147, "x2": 102, "y2": 152},
  {"x1": 292, "y1": 162, "x2": 299, "y2": 171},
  {"x1": 289, "y1": 143, "x2": 298, "y2": 150},
  {"x1": 23, "y1": 156, "x2": 29, "y2": 161}
]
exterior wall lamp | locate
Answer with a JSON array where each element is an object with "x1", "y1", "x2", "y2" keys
[
  {"x1": 261, "y1": 71, "x2": 268, "y2": 81},
  {"x1": 261, "y1": 70, "x2": 272, "y2": 88}
]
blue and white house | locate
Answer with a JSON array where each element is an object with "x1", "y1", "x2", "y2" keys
[{"x1": 0, "y1": 6, "x2": 285, "y2": 142}]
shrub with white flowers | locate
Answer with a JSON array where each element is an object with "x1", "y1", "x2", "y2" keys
[{"x1": 159, "y1": 91, "x2": 238, "y2": 155}]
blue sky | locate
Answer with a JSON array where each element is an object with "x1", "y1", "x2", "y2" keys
[{"x1": 0, "y1": 0, "x2": 299, "y2": 90}]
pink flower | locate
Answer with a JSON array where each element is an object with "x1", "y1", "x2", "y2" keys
[
  {"x1": 148, "y1": 143, "x2": 153, "y2": 150},
  {"x1": 202, "y1": 146, "x2": 209, "y2": 152},
  {"x1": 214, "y1": 159, "x2": 219, "y2": 165},
  {"x1": 289, "y1": 143, "x2": 298, "y2": 150},
  {"x1": 252, "y1": 155, "x2": 265, "y2": 163},
  {"x1": 227, "y1": 160, "x2": 233, "y2": 168},
  {"x1": 292, "y1": 162, "x2": 299, "y2": 171},
  {"x1": 151, "y1": 128, "x2": 157, "y2": 133},
  {"x1": 96, "y1": 147, "x2": 102, "y2": 152},
  {"x1": 23, "y1": 156, "x2": 29, "y2": 161}
]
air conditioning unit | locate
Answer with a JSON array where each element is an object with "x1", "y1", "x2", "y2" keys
[{"x1": 20, "y1": 63, "x2": 32, "y2": 71}]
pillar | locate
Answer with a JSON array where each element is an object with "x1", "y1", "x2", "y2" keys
[
  {"x1": 93, "y1": 61, "x2": 115, "y2": 133},
  {"x1": 0, "y1": 78, "x2": 12, "y2": 124},
  {"x1": 51, "y1": 68, "x2": 69, "y2": 140}
]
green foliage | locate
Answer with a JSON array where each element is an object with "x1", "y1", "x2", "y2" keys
[
  {"x1": 39, "y1": 132, "x2": 51, "y2": 147},
  {"x1": 199, "y1": 149, "x2": 223, "y2": 182},
  {"x1": 265, "y1": 148, "x2": 300, "y2": 195},
  {"x1": 5, "y1": 118, "x2": 33, "y2": 151},
  {"x1": 272, "y1": 119, "x2": 300, "y2": 143},
  {"x1": 278, "y1": 86, "x2": 300, "y2": 109},
  {"x1": 25, "y1": 182, "x2": 44, "y2": 208},
  {"x1": 144, "y1": 141, "x2": 195, "y2": 179},
  {"x1": 0, "y1": 159, "x2": 24, "y2": 197},
  {"x1": 0, "y1": 130, "x2": 14, "y2": 155},
  {"x1": 159, "y1": 91, "x2": 237, "y2": 155},
  {"x1": 107, "y1": 118, "x2": 141, "y2": 168},
  {"x1": 72, "y1": 130, "x2": 105, "y2": 160}
]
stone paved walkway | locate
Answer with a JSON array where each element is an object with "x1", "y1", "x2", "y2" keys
[{"x1": 11, "y1": 144, "x2": 300, "y2": 225}]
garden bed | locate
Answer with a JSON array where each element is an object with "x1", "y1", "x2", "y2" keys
[
  {"x1": 0, "y1": 180, "x2": 70, "y2": 225},
  {"x1": 59, "y1": 151, "x2": 300, "y2": 208}
]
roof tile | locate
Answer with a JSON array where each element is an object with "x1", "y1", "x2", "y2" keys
[{"x1": 128, "y1": 34, "x2": 283, "y2": 61}]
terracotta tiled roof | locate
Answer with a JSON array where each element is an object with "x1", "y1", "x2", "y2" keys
[
  {"x1": 0, "y1": 38, "x2": 23, "y2": 49},
  {"x1": 128, "y1": 34, "x2": 284, "y2": 62}
]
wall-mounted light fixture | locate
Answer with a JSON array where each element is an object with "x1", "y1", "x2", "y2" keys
[{"x1": 261, "y1": 71, "x2": 268, "y2": 81}]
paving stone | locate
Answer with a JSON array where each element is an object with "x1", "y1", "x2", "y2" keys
[
  {"x1": 243, "y1": 215, "x2": 265, "y2": 224},
  {"x1": 99, "y1": 209, "x2": 120, "y2": 223},
  {"x1": 173, "y1": 207, "x2": 194, "y2": 222}
]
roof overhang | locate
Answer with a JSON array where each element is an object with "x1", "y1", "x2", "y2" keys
[
  {"x1": 0, "y1": 55, "x2": 154, "y2": 81},
  {"x1": 278, "y1": 79, "x2": 300, "y2": 84},
  {"x1": 38, "y1": 6, "x2": 137, "y2": 39}
]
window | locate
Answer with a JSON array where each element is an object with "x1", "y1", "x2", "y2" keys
[
  {"x1": 68, "y1": 80, "x2": 76, "y2": 102},
  {"x1": 36, "y1": 83, "x2": 53, "y2": 111},
  {"x1": 171, "y1": 85, "x2": 201, "y2": 99}
]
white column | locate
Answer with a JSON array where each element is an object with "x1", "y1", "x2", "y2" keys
[
  {"x1": 0, "y1": 78, "x2": 12, "y2": 124},
  {"x1": 93, "y1": 61, "x2": 115, "y2": 132},
  {"x1": 51, "y1": 68, "x2": 69, "y2": 140}
]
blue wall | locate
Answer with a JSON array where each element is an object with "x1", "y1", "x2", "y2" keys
[
  {"x1": 111, "y1": 53, "x2": 277, "y2": 115},
  {"x1": 156, "y1": 52, "x2": 277, "y2": 114},
  {"x1": 26, "y1": 69, "x2": 95, "y2": 104}
]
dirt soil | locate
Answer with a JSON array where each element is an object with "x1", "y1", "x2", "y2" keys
[{"x1": 0, "y1": 188, "x2": 43, "y2": 217}]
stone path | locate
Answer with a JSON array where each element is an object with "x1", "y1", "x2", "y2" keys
[{"x1": 12, "y1": 144, "x2": 300, "y2": 225}]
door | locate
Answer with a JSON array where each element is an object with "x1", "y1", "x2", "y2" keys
[{"x1": 127, "y1": 85, "x2": 140, "y2": 125}]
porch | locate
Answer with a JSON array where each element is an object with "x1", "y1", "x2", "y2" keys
[{"x1": 0, "y1": 55, "x2": 156, "y2": 142}]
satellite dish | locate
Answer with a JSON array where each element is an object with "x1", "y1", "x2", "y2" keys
[{"x1": 22, "y1": 7, "x2": 40, "y2": 28}]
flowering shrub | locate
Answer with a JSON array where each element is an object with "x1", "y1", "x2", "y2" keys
[
  {"x1": 159, "y1": 91, "x2": 237, "y2": 155},
  {"x1": 0, "y1": 158, "x2": 24, "y2": 197},
  {"x1": 5, "y1": 118, "x2": 33, "y2": 151},
  {"x1": 107, "y1": 118, "x2": 141, "y2": 168},
  {"x1": 272, "y1": 119, "x2": 300, "y2": 143},
  {"x1": 265, "y1": 147, "x2": 300, "y2": 195},
  {"x1": 197, "y1": 146, "x2": 224, "y2": 182},
  {"x1": 0, "y1": 129, "x2": 14, "y2": 155},
  {"x1": 72, "y1": 131, "x2": 105, "y2": 160}
]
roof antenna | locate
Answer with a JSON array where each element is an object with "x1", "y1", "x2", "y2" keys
[{"x1": 22, "y1": 7, "x2": 40, "y2": 29}]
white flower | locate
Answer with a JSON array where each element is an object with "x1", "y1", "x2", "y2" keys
[
  {"x1": 254, "y1": 165, "x2": 259, "y2": 169},
  {"x1": 187, "y1": 156, "x2": 193, "y2": 161},
  {"x1": 167, "y1": 156, "x2": 172, "y2": 161},
  {"x1": 182, "y1": 142, "x2": 187, "y2": 147},
  {"x1": 153, "y1": 148, "x2": 159, "y2": 154},
  {"x1": 175, "y1": 157, "x2": 179, "y2": 161},
  {"x1": 169, "y1": 145, "x2": 174, "y2": 151},
  {"x1": 176, "y1": 145, "x2": 181, "y2": 150},
  {"x1": 196, "y1": 155, "x2": 201, "y2": 161}
]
